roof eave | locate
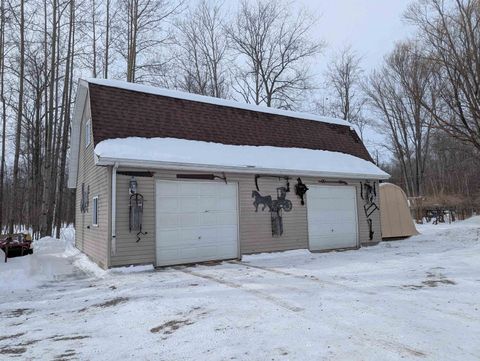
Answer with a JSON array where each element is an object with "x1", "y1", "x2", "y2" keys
[
  {"x1": 95, "y1": 156, "x2": 390, "y2": 180},
  {"x1": 67, "y1": 80, "x2": 90, "y2": 189}
]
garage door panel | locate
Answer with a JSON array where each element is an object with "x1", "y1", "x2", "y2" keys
[
  {"x1": 178, "y1": 182, "x2": 201, "y2": 196},
  {"x1": 310, "y1": 235, "x2": 356, "y2": 250},
  {"x1": 156, "y1": 181, "x2": 239, "y2": 266},
  {"x1": 177, "y1": 213, "x2": 201, "y2": 227},
  {"x1": 156, "y1": 213, "x2": 180, "y2": 228},
  {"x1": 199, "y1": 212, "x2": 217, "y2": 225},
  {"x1": 308, "y1": 188, "x2": 354, "y2": 199},
  {"x1": 309, "y1": 211, "x2": 356, "y2": 222},
  {"x1": 309, "y1": 222, "x2": 356, "y2": 234},
  {"x1": 215, "y1": 212, "x2": 238, "y2": 226},
  {"x1": 157, "y1": 182, "x2": 179, "y2": 196},
  {"x1": 308, "y1": 198, "x2": 356, "y2": 210},
  {"x1": 157, "y1": 197, "x2": 180, "y2": 211},
  {"x1": 195, "y1": 183, "x2": 218, "y2": 195},
  {"x1": 307, "y1": 185, "x2": 358, "y2": 251},
  {"x1": 200, "y1": 197, "x2": 217, "y2": 210},
  {"x1": 217, "y1": 197, "x2": 237, "y2": 211}
]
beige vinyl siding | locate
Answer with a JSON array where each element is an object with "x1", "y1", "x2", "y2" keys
[
  {"x1": 109, "y1": 169, "x2": 382, "y2": 267},
  {"x1": 74, "y1": 98, "x2": 110, "y2": 269},
  {"x1": 237, "y1": 174, "x2": 308, "y2": 253},
  {"x1": 110, "y1": 174, "x2": 156, "y2": 266}
]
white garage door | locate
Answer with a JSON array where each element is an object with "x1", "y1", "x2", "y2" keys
[
  {"x1": 155, "y1": 180, "x2": 239, "y2": 266},
  {"x1": 307, "y1": 185, "x2": 358, "y2": 251}
]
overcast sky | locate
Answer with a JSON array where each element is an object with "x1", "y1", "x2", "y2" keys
[
  {"x1": 296, "y1": 0, "x2": 415, "y2": 162},
  {"x1": 302, "y1": 0, "x2": 415, "y2": 71}
]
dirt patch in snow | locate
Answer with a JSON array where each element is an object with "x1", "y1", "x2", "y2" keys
[
  {"x1": 422, "y1": 279, "x2": 456, "y2": 287},
  {"x1": 2, "y1": 308, "x2": 34, "y2": 318},
  {"x1": 150, "y1": 319, "x2": 195, "y2": 335},
  {"x1": 51, "y1": 335, "x2": 91, "y2": 342},
  {"x1": 403, "y1": 271, "x2": 456, "y2": 290},
  {"x1": 53, "y1": 349, "x2": 77, "y2": 361},
  {"x1": 0, "y1": 332, "x2": 26, "y2": 341},
  {"x1": 95, "y1": 297, "x2": 129, "y2": 308},
  {"x1": 0, "y1": 345, "x2": 27, "y2": 355},
  {"x1": 78, "y1": 297, "x2": 129, "y2": 312},
  {"x1": 16, "y1": 339, "x2": 40, "y2": 346}
]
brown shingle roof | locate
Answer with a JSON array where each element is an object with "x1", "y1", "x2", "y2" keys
[{"x1": 88, "y1": 82, "x2": 373, "y2": 162}]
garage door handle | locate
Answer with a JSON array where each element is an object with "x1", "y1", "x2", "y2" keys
[
  {"x1": 198, "y1": 236, "x2": 202, "y2": 239},
  {"x1": 331, "y1": 229, "x2": 334, "y2": 232}
]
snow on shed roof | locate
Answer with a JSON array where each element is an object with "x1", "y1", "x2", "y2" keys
[
  {"x1": 94, "y1": 137, "x2": 389, "y2": 179},
  {"x1": 85, "y1": 78, "x2": 349, "y2": 127}
]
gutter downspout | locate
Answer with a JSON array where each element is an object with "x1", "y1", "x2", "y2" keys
[{"x1": 111, "y1": 162, "x2": 118, "y2": 256}]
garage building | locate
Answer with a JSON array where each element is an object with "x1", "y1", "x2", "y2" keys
[{"x1": 68, "y1": 79, "x2": 389, "y2": 269}]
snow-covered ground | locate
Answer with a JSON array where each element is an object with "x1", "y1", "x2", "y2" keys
[{"x1": 1, "y1": 219, "x2": 479, "y2": 360}]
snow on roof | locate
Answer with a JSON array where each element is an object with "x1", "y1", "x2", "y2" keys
[
  {"x1": 84, "y1": 78, "x2": 350, "y2": 127},
  {"x1": 94, "y1": 137, "x2": 389, "y2": 179}
]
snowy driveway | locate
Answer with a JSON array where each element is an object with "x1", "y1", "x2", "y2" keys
[{"x1": 1, "y1": 219, "x2": 480, "y2": 360}]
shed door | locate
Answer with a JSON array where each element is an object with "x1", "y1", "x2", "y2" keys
[
  {"x1": 307, "y1": 185, "x2": 358, "y2": 251},
  {"x1": 155, "y1": 180, "x2": 239, "y2": 266}
]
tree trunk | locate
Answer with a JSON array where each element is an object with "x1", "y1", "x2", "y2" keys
[
  {"x1": 9, "y1": 0, "x2": 25, "y2": 234},
  {"x1": 0, "y1": 0, "x2": 6, "y2": 233},
  {"x1": 55, "y1": 0, "x2": 75, "y2": 238}
]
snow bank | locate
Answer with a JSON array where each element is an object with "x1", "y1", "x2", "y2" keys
[
  {"x1": 0, "y1": 227, "x2": 156, "y2": 292},
  {"x1": 109, "y1": 264, "x2": 154, "y2": 274},
  {"x1": 0, "y1": 227, "x2": 106, "y2": 291},
  {"x1": 95, "y1": 137, "x2": 389, "y2": 179}
]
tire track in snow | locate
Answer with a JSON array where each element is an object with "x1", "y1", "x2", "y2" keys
[
  {"x1": 231, "y1": 260, "x2": 377, "y2": 295},
  {"x1": 177, "y1": 267, "x2": 304, "y2": 313},
  {"x1": 180, "y1": 263, "x2": 429, "y2": 359}
]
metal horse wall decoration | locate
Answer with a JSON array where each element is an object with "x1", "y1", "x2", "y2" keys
[
  {"x1": 252, "y1": 175, "x2": 293, "y2": 237},
  {"x1": 252, "y1": 191, "x2": 273, "y2": 212},
  {"x1": 252, "y1": 187, "x2": 292, "y2": 213}
]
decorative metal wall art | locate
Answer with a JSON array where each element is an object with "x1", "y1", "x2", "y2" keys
[
  {"x1": 252, "y1": 175, "x2": 293, "y2": 237},
  {"x1": 254, "y1": 174, "x2": 290, "y2": 192},
  {"x1": 252, "y1": 191, "x2": 272, "y2": 212},
  {"x1": 361, "y1": 181, "x2": 379, "y2": 240},
  {"x1": 294, "y1": 178, "x2": 309, "y2": 205},
  {"x1": 80, "y1": 183, "x2": 89, "y2": 213},
  {"x1": 252, "y1": 187, "x2": 292, "y2": 213},
  {"x1": 128, "y1": 177, "x2": 146, "y2": 242},
  {"x1": 271, "y1": 211, "x2": 283, "y2": 236}
]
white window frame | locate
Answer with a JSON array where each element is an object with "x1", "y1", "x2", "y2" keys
[
  {"x1": 92, "y1": 196, "x2": 99, "y2": 226},
  {"x1": 85, "y1": 119, "x2": 91, "y2": 148}
]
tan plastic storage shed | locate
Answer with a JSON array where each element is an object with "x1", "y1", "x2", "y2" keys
[{"x1": 380, "y1": 183, "x2": 418, "y2": 239}]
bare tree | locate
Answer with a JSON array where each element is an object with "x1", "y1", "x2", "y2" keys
[
  {"x1": 325, "y1": 46, "x2": 368, "y2": 138},
  {"x1": 227, "y1": 0, "x2": 324, "y2": 109},
  {"x1": 0, "y1": 0, "x2": 7, "y2": 232},
  {"x1": 119, "y1": 0, "x2": 184, "y2": 83},
  {"x1": 104, "y1": 0, "x2": 112, "y2": 78},
  {"x1": 175, "y1": 0, "x2": 229, "y2": 98},
  {"x1": 405, "y1": 0, "x2": 480, "y2": 151},
  {"x1": 78, "y1": 0, "x2": 116, "y2": 78},
  {"x1": 8, "y1": 0, "x2": 25, "y2": 234},
  {"x1": 54, "y1": 0, "x2": 75, "y2": 238},
  {"x1": 366, "y1": 42, "x2": 436, "y2": 196}
]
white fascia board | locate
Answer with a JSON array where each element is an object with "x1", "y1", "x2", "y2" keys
[{"x1": 95, "y1": 156, "x2": 390, "y2": 180}]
